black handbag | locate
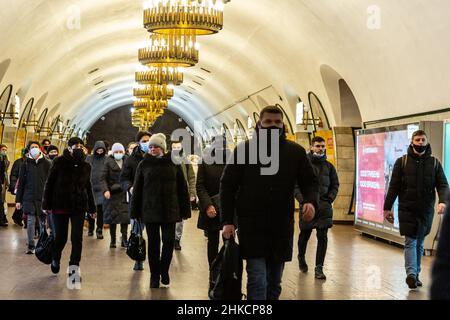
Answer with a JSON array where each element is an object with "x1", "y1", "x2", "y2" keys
[
  {"x1": 126, "y1": 220, "x2": 146, "y2": 262},
  {"x1": 209, "y1": 236, "x2": 244, "y2": 300},
  {"x1": 35, "y1": 221, "x2": 54, "y2": 265}
]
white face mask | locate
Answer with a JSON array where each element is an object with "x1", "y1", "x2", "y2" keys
[
  {"x1": 114, "y1": 153, "x2": 124, "y2": 161},
  {"x1": 30, "y1": 147, "x2": 41, "y2": 159}
]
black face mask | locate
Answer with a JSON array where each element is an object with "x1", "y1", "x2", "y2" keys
[
  {"x1": 412, "y1": 144, "x2": 427, "y2": 154},
  {"x1": 72, "y1": 149, "x2": 86, "y2": 161},
  {"x1": 48, "y1": 154, "x2": 57, "y2": 160},
  {"x1": 259, "y1": 126, "x2": 284, "y2": 138}
]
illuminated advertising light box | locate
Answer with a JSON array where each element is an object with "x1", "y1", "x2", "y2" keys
[
  {"x1": 355, "y1": 123, "x2": 419, "y2": 243},
  {"x1": 444, "y1": 122, "x2": 450, "y2": 179}
]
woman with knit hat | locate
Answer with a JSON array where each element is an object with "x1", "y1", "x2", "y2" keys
[
  {"x1": 100, "y1": 142, "x2": 130, "y2": 248},
  {"x1": 130, "y1": 133, "x2": 191, "y2": 288}
]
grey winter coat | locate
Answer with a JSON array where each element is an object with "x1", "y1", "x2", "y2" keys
[{"x1": 86, "y1": 141, "x2": 107, "y2": 206}]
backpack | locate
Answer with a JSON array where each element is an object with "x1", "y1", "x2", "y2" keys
[
  {"x1": 209, "y1": 237, "x2": 244, "y2": 300},
  {"x1": 401, "y1": 154, "x2": 438, "y2": 171}
]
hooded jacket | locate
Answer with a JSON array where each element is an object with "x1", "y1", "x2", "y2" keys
[
  {"x1": 42, "y1": 149, "x2": 96, "y2": 214},
  {"x1": 85, "y1": 141, "x2": 107, "y2": 205}
]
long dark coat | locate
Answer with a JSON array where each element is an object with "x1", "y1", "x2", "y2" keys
[
  {"x1": 85, "y1": 141, "x2": 107, "y2": 206},
  {"x1": 196, "y1": 153, "x2": 226, "y2": 232},
  {"x1": 101, "y1": 156, "x2": 130, "y2": 224},
  {"x1": 130, "y1": 152, "x2": 191, "y2": 224}
]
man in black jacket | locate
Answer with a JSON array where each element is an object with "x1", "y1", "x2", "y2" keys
[
  {"x1": 120, "y1": 131, "x2": 151, "y2": 271},
  {"x1": 9, "y1": 147, "x2": 28, "y2": 227},
  {"x1": 85, "y1": 141, "x2": 107, "y2": 239},
  {"x1": 221, "y1": 105, "x2": 319, "y2": 300},
  {"x1": 0, "y1": 144, "x2": 10, "y2": 227},
  {"x1": 430, "y1": 192, "x2": 450, "y2": 299},
  {"x1": 42, "y1": 137, "x2": 96, "y2": 279},
  {"x1": 15, "y1": 141, "x2": 52, "y2": 254},
  {"x1": 384, "y1": 130, "x2": 448, "y2": 290},
  {"x1": 297, "y1": 136, "x2": 339, "y2": 280}
]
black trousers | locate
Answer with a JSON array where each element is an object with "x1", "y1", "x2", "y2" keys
[
  {"x1": 110, "y1": 223, "x2": 128, "y2": 242},
  {"x1": 298, "y1": 228, "x2": 329, "y2": 267},
  {"x1": 87, "y1": 205, "x2": 104, "y2": 233},
  {"x1": 52, "y1": 213, "x2": 84, "y2": 266},
  {"x1": 207, "y1": 230, "x2": 220, "y2": 268},
  {"x1": 146, "y1": 223, "x2": 176, "y2": 279}
]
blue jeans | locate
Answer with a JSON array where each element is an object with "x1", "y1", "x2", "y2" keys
[
  {"x1": 404, "y1": 236, "x2": 424, "y2": 276},
  {"x1": 246, "y1": 258, "x2": 285, "y2": 300}
]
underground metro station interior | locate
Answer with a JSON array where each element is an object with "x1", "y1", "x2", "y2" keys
[{"x1": 1, "y1": 0, "x2": 450, "y2": 306}]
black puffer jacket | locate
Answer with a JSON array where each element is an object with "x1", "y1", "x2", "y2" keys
[
  {"x1": 9, "y1": 157, "x2": 26, "y2": 194},
  {"x1": 101, "y1": 156, "x2": 130, "y2": 224},
  {"x1": 297, "y1": 153, "x2": 339, "y2": 230},
  {"x1": 220, "y1": 135, "x2": 319, "y2": 262},
  {"x1": 42, "y1": 149, "x2": 96, "y2": 214},
  {"x1": 85, "y1": 141, "x2": 107, "y2": 205},
  {"x1": 15, "y1": 156, "x2": 52, "y2": 211},
  {"x1": 196, "y1": 151, "x2": 227, "y2": 232},
  {"x1": 130, "y1": 152, "x2": 191, "y2": 224},
  {"x1": 430, "y1": 192, "x2": 450, "y2": 299},
  {"x1": 120, "y1": 146, "x2": 145, "y2": 193},
  {"x1": 384, "y1": 145, "x2": 449, "y2": 237}
]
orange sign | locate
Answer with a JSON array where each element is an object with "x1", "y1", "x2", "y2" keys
[
  {"x1": 315, "y1": 130, "x2": 336, "y2": 166},
  {"x1": 15, "y1": 128, "x2": 27, "y2": 160}
]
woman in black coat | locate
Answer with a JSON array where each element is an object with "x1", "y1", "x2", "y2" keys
[
  {"x1": 42, "y1": 137, "x2": 96, "y2": 277},
  {"x1": 130, "y1": 133, "x2": 190, "y2": 288},
  {"x1": 85, "y1": 141, "x2": 107, "y2": 238},
  {"x1": 196, "y1": 142, "x2": 228, "y2": 267},
  {"x1": 100, "y1": 143, "x2": 130, "y2": 248}
]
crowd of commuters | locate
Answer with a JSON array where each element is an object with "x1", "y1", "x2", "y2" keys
[{"x1": 0, "y1": 105, "x2": 449, "y2": 300}]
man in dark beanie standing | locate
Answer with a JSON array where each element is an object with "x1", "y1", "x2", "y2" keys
[
  {"x1": 46, "y1": 145, "x2": 59, "y2": 161},
  {"x1": 42, "y1": 137, "x2": 96, "y2": 282}
]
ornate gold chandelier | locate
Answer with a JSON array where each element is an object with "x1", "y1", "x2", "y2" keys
[
  {"x1": 132, "y1": 0, "x2": 228, "y2": 129},
  {"x1": 133, "y1": 99, "x2": 169, "y2": 110},
  {"x1": 143, "y1": 0, "x2": 225, "y2": 35},
  {"x1": 139, "y1": 33, "x2": 199, "y2": 68},
  {"x1": 133, "y1": 84, "x2": 174, "y2": 101},
  {"x1": 135, "y1": 67, "x2": 184, "y2": 86}
]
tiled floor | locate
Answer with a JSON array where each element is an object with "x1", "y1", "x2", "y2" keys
[{"x1": 0, "y1": 208, "x2": 433, "y2": 300}]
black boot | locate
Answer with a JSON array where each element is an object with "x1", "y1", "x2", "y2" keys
[
  {"x1": 96, "y1": 229, "x2": 104, "y2": 239},
  {"x1": 174, "y1": 239, "x2": 181, "y2": 251},
  {"x1": 416, "y1": 275, "x2": 423, "y2": 287},
  {"x1": 315, "y1": 266, "x2": 326, "y2": 280},
  {"x1": 406, "y1": 274, "x2": 418, "y2": 289},
  {"x1": 298, "y1": 256, "x2": 308, "y2": 273},
  {"x1": 161, "y1": 273, "x2": 170, "y2": 287},
  {"x1": 133, "y1": 261, "x2": 144, "y2": 271},
  {"x1": 150, "y1": 276, "x2": 160, "y2": 288},
  {"x1": 51, "y1": 260, "x2": 60, "y2": 274},
  {"x1": 121, "y1": 235, "x2": 128, "y2": 248}
]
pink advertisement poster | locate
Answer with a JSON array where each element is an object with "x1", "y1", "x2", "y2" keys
[{"x1": 356, "y1": 132, "x2": 386, "y2": 223}]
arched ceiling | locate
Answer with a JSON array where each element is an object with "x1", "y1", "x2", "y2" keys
[{"x1": 1, "y1": 0, "x2": 450, "y2": 133}]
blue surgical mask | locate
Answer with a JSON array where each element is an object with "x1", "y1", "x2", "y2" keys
[
  {"x1": 30, "y1": 147, "x2": 41, "y2": 159},
  {"x1": 114, "y1": 153, "x2": 124, "y2": 161},
  {"x1": 140, "y1": 142, "x2": 150, "y2": 153}
]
